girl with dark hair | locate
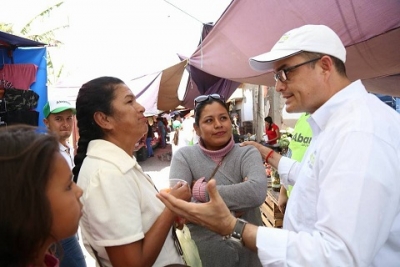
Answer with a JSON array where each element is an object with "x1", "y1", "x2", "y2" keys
[
  {"x1": 73, "y1": 76, "x2": 190, "y2": 267},
  {"x1": 0, "y1": 125, "x2": 83, "y2": 267},
  {"x1": 264, "y1": 116, "x2": 280, "y2": 146},
  {"x1": 169, "y1": 94, "x2": 267, "y2": 267}
]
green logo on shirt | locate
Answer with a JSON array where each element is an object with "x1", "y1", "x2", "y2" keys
[{"x1": 292, "y1": 133, "x2": 312, "y2": 145}]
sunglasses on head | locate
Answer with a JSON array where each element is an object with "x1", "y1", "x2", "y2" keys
[{"x1": 194, "y1": 94, "x2": 225, "y2": 110}]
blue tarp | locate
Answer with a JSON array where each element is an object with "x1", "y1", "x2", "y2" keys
[{"x1": 1, "y1": 31, "x2": 47, "y2": 128}]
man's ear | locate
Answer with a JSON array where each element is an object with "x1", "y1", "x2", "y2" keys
[
  {"x1": 43, "y1": 118, "x2": 49, "y2": 129},
  {"x1": 93, "y1": 111, "x2": 113, "y2": 130},
  {"x1": 320, "y1": 55, "x2": 334, "y2": 72}
]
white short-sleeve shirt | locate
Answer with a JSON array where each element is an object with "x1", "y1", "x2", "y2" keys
[{"x1": 77, "y1": 139, "x2": 183, "y2": 267}]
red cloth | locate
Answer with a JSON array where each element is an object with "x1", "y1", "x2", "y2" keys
[
  {"x1": 27, "y1": 253, "x2": 59, "y2": 267},
  {"x1": 43, "y1": 254, "x2": 59, "y2": 267},
  {"x1": 0, "y1": 64, "x2": 37, "y2": 90}
]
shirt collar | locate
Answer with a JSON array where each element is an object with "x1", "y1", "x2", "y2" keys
[
  {"x1": 309, "y1": 80, "x2": 366, "y2": 136},
  {"x1": 59, "y1": 142, "x2": 71, "y2": 153},
  {"x1": 87, "y1": 139, "x2": 138, "y2": 173}
]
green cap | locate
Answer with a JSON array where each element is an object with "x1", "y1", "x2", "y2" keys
[{"x1": 43, "y1": 100, "x2": 76, "y2": 118}]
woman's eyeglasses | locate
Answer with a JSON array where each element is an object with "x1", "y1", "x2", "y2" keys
[{"x1": 194, "y1": 94, "x2": 225, "y2": 110}]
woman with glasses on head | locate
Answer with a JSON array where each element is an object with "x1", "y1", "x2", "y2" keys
[
  {"x1": 73, "y1": 76, "x2": 191, "y2": 267},
  {"x1": 169, "y1": 94, "x2": 267, "y2": 267}
]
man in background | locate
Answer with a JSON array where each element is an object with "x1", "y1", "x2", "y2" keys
[
  {"x1": 278, "y1": 113, "x2": 312, "y2": 214},
  {"x1": 181, "y1": 109, "x2": 198, "y2": 146},
  {"x1": 157, "y1": 116, "x2": 167, "y2": 148},
  {"x1": 172, "y1": 112, "x2": 182, "y2": 130},
  {"x1": 145, "y1": 119, "x2": 155, "y2": 158},
  {"x1": 43, "y1": 100, "x2": 87, "y2": 267}
]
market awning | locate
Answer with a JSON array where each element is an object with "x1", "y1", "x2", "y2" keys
[
  {"x1": 0, "y1": 31, "x2": 47, "y2": 64},
  {"x1": 0, "y1": 31, "x2": 46, "y2": 48},
  {"x1": 186, "y1": 0, "x2": 400, "y2": 96},
  {"x1": 179, "y1": 55, "x2": 240, "y2": 109},
  {"x1": 128, "y1": 59, "x2": 188, "y2": 116},
  {"x1": 179, "y1": 23, "x2": 240, "y2": 109}
]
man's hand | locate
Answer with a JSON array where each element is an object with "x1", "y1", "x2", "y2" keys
[
  {"x1": 240, "y1": 140, "x2": 264, "y2": 151},
  {"x1": 241, "y1": 140, "x2": 281, "y2": 168},
  {"x1": 157, "y1": 180, "x2": 236, "y2": 236}
]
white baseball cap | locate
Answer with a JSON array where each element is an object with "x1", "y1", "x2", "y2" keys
[
  {"x1": 249, "y1": 25, "x2": 346, "y2": 72},
  {"x1": 43, "y1": 100, "x2": 76, "y2": 118}
]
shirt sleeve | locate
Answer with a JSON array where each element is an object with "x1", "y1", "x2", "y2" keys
[
  {"x1": 169, "y1": 148, "x2": 195, "y2": 185},
  {"x1": 277, "y1": 156, "x2": 298, "y2": 187},
  {"x1": 85, "y1": 167, "x2": 145, "y2": 247},
  {"x1": 256, "y1": 227, "x2": 288, "y2": 266},
  {"x1": 192, "y1": 177, "x2": 207, "y2": 202}
]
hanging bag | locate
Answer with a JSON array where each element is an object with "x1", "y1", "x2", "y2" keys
[
  {"x1": 171, "y1": 158, "x2": 226, "y2": 267},
  {"x1": 173, "y1": 224, "x2": 202, "y2": 267}
]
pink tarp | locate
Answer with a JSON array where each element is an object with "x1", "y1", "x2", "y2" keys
[
  {"x1": 128, "y1": 60, "x2": 187, "y2": 115},
  {"x1": 179, "y1": 54, "x2": 240, "y2": 110},
  {"x1": 187, "y1": 0, "x2": 400, "y2": 96}
]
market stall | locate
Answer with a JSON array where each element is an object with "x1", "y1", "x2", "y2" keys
[
  {"x1": 0, "y1": 31, "x2": 47, "y2": 128},
  {"x1": 260, "y1": 173, "x2": 284, "y2": 228},
  {"x1": 134, "y1": 116, "x2": 161, "y2": 162}
]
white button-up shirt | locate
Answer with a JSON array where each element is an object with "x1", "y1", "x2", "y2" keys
[
  {"x1": 256, "y1": 80, "x2": 400, "y2": 266},
  {"x1": 59, "y1": 142, "x2": 74, "y2": 170}
]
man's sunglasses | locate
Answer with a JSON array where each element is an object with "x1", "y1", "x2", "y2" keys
[
  {"x1": 274, "y1": 57, "x2": 321, "y2": 83},
  {"x1": 194, "y1": 94, "x2": 225, "y2": 109}
]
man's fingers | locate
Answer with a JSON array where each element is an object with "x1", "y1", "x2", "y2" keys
[
  {"x1": 239, "y1": 141, "x2": 249, "y2": 147},
  {"x1": 157, "y1": 191, "x2": 198, "y2": 223},
  {"x1": 206, "y1": 179, "x2": 221, "y2": 202},
  {"x1": 241, "y1": 141, "x2": 266, "y2": 158},
  {"x1": 157, "y1": 192, "x2": 185, "y2": 215},
  {"x1": 240, "y1": 141, "x2": 257, "y2": 147},
  {"x1": 206, "y1": 180, "x2": 230, "y2": 215}
]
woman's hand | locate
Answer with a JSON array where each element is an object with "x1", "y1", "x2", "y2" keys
[
  {"x1": 169, "y1": 182, "x2": 191, "y2": 229},
  {"x1": 169, "y1": 181, "x2": 191, "y2": 202},
  {"x1": 174, "y1": 216, "x2": 188, "y2": 230}
]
